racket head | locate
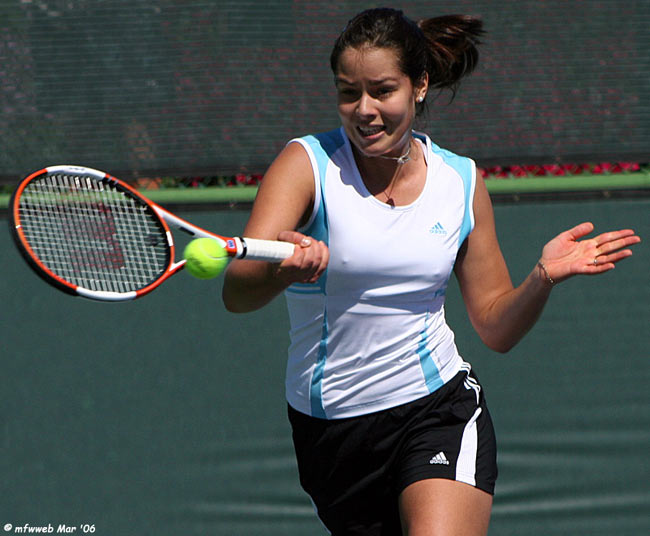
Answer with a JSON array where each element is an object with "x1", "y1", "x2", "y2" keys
[{"x1": 10, "y1": 165, "x2": 175, "y2": 301}]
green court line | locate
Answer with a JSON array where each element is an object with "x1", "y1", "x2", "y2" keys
[
  {"x1": 145, "y1": 173, "x2": 650, "y2": 203},
  {"x1": 144, "y1": 186, "x2": 260, "y2": 205},
  {"x1": 485, "y1": 173, "x2": 650, "y2": 194},
  {"x1": 1, "y1": 172, "x2": 649, "y2": 209}
]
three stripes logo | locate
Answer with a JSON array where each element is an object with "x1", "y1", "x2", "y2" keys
[
  {"x1": 429, "y1": 222, "x2": 447, "y2": 235},
  {"x1": 429, "y1": 451, "x2": 450, "y2": 465},
  {"x1": 460, "y1": 361, "x2": 481, "y2": 404}
]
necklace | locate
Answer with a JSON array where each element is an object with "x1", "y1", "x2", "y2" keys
[{"x1": 378, "y1": 142, "x2": 412, "y2": 164}]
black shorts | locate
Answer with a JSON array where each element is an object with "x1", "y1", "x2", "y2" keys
[{"x1": 288, "y1": 367, "x2": 497, "y2": 535}]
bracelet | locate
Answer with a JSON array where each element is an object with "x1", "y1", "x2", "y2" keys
[{"x1": 537, "y1": 261, "x2": 555, "y2": 285}]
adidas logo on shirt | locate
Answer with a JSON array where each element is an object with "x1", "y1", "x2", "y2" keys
[
  {"x1": 429, "y1": 451, "x2": 450, "y2": 465},
  {"x1": 429, "y1": 222, "x2": 448, "y2": 235}
]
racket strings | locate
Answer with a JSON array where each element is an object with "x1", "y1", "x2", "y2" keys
[{"x1": 18, "y1": 173, "x2": 169, "y2": 293}]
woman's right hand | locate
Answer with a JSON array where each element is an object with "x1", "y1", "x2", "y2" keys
[{"x1": 272, "y1": 231, "x2": 329, "y2": 285}]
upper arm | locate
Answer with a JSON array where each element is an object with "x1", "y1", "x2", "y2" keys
[
  {"x1": 225, "y1": 141, "x2": 315, "y2": 281},
  {"x1": 454, "y1": 173, "x2": 514, "y2": 332},
  {"x1": 242, "y1": 140, "x2": 316, "y2": 240}
]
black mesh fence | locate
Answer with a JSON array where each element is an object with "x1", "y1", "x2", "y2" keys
[{"x1": 1, "y1": 0, "x2": 648, "y2": 183}]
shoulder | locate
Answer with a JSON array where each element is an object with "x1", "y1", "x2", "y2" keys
[
  {"x1": 291, "y1": 128, "x2": 347, "y2": 158},
  {"x1": 416, "y1": 132, "x2": 476, "y2": 201},
  {"x1": 416, "y1": 131, "x2": 475, "y2": 173}
]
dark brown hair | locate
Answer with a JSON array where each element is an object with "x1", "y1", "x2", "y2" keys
[{"x1": 330, "y1": 8, "x2": 484, "y2": 105}]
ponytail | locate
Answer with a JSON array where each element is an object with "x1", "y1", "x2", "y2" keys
[
  {"x1": 418, "y1": 15, "x2": 484, "y2": 95},
  {"x1": 330, "y1": 9, "x2": 484, "y2": 103}
]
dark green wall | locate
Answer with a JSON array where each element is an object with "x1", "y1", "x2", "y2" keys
[
  {"x1": 2, "y1": 0, "x2": 649, "y2": 180},
  {"x1": 2, "y1": 198, "x2": 648, "y2": 535}
]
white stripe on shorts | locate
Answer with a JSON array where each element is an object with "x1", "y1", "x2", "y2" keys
[{"x1": 456, "y1": 407, "x2": 482, "y2": 487}]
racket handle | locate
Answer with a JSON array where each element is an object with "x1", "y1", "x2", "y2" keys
[{"x1": 240, "y1": 237, "x2": 295, "y2": 262}]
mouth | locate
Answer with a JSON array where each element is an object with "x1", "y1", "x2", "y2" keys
[{"x1": 357, "y1": 125, "x2": 385, "y2": 138}]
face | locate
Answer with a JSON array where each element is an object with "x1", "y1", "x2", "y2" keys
[{"x1": 334, "y1": 46, "x2": 428, "y2": 160}]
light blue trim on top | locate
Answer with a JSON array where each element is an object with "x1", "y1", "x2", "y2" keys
[
  {"x1": 286, "y1": 129, "x2": 344, "y2": 296},
  {"x1": 428, "y1": 140, "x2": 476, "y2": 247},
  {"x1": 285, "y1": 284, "x2": 325, "y2": 295},
  {"x1": 310, "y1": 307, "x2": 329, "y2": 419},
  {"x1": 289, "y1": 129, "x2": 345, "y2": 418},
  {"x1": 416, "y1": 311, "x2": 444, "y2": 393},
  {"x1": 458, "y1": 164, "x2": 476, "y2": 247}
]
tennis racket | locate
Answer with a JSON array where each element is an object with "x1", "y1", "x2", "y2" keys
[{"x1": 9, "y1": 165, "x2": 295, "y2": 301}]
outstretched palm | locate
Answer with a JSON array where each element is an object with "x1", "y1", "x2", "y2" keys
[{"x1": 541, "y1": 222, "x2": 640, "y2": 284}]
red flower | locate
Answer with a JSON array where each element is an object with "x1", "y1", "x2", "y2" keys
[
  {"x1": 592, "y1": 162, "x2": 613, "y2": 174},
  {"x1": 524, "y1": 165, "x2": 545, "y2": 176},
  {"x1": 543, "y1": 164, "x2": 566, "y2": 176},
  {"x1": 509, "y1": 165, "x2": 528, "y2": 177},
  {"x1": 618, "y1": 162, "x2": 640, "y2": 172}
]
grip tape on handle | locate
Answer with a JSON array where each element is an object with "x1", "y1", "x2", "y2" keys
[{"x1": 241, "y1": 237, "x2": 295, "y2": 261}]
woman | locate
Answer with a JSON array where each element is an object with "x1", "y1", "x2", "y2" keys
[{"x1": 222, "y1": 8, "x2": 640, "y2": 535}]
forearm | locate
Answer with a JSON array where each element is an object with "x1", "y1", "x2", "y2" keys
[
  {"x1": 222, "y1": 260, "x2": 288, "y2": 313},
  {"x1": 470, "y1": 262, "x2": 553, "y2": 353}
]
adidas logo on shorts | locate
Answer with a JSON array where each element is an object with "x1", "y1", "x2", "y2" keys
[{"x1": 429, "y1": 451, "x2": 450, "y2": 465}]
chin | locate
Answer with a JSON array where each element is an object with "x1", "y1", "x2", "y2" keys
[
  {"x1": 352, "y1": 137, "x2": 391, "y2": 158},
  {"x1": 354, "y1": 145, "x2": 385, "y2": 160}
]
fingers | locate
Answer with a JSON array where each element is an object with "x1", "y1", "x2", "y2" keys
[
  {"x1": 565, "y1": 221, "x2": 595, "y2": 241},
  {"x1": 294, "y1": 238, "x2": 329, "y2": 283},
  {"x1": 541, "y1": 223, "x2": 640, "y2": 283},
  {"x1": 593, "y1": 229, "x2": 641, "y2": 252},
  {"x1": 278, "y1": 230, "x2": 314, "y2": 248},
  {"x1": 274, "y1": 231, "x2": 329, "y2": 284},
  {"x1": 593, "y1": 248, "x2": 634, "y2": 269},
  {"x1": 592, "y1": 229, "x2": 641, "y2": 267},
  {"x1": 581, "y1": 228, "x2": 640, "y2": 278}
]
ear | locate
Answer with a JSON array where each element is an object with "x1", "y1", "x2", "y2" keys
[{"x1": 415, "y1": 72, "x2": 429, "y2": 102}]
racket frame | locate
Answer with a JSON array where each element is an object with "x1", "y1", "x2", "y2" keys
[{"x1": 10, "y1": 165, "x2": 292, "y2": 301}]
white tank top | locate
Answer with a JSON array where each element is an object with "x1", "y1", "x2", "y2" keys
[{"x1": 284, "y1": 128, "x2": 476, "y2": 419}]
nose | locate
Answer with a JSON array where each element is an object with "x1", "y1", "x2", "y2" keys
[{"x1": 356, "y1": 92, "x2": 376, "y2": 118}]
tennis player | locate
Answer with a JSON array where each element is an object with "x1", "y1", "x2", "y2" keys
[{"x1": 222, "y1": 8, "x2": 640, "y2": 535}]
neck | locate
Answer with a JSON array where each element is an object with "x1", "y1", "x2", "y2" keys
[
  {"x1": 353, "y1": 138, "x2": 420, "y2": 205},
  {"x1": 353, "y1": 135, "x2": 415, "y2": 172},
  {"x1": 378, "y1": 140, "x2": 411, "y2": 164}
]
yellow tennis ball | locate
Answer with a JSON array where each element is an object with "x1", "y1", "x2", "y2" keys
[{"x1": 183, "y1": 238, "x2": 229, "y2": 279}]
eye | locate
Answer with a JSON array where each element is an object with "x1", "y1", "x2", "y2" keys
[
  {"x1": 336, "y1": 86, "x2": 360, "y2": 102},
  {"x1": 374, "y1": 86, "x2": 396, "y2": 99}
]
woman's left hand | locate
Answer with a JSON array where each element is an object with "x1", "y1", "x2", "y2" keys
[{"x1": 540, "y1": 222, "x2": 641, "y2": 283}]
